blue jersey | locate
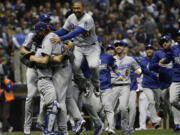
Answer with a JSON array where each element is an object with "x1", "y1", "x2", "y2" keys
[
  {"x1": 130, "y1": 72, "x2": 138, "y2": 90},
  {"x1": 167, "y1": 44, "x2": 180, "y2": 82},
  {"x1": 149, "y1": 49, "x2": 172, "y2": 89},
  {"x1": 14, "y1": 33, "x2": 26, "y2": 45},
  {"x1": 140, "y1": 57, "x2": 160, "y2": 89},
  {"x1": 81, "y1": 58, "x2": 91, "y2": 79},
  {"x1": 99, "y1": 51, "x2": 117, "y2": 90},
  {"x1": 129, "y1": 55, "x2": 143, "y2": 91}
]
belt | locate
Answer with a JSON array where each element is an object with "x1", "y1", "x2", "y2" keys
[
  {"x1": 38, "y1": 76, "x2": 52, "y2": 80},
  {"x1": 112, "y1": 84, "x2": 129, "y2": 87},
  {"x1": 76, "y1": 42, "x2": 97, "y2": 47}
]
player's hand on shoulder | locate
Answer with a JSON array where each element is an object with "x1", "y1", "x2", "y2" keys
[
  {"x1": 64, "y1": 41, "x2": 74, "y2": 50},
  {"x1": 50, "y1": 36, "x2": 61, "y2": 43}
]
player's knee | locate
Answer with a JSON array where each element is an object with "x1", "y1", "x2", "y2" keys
[{"x1": 104, "y1": 105, "x2": 113, "y2": 112}]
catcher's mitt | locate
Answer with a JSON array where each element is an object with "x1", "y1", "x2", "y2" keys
[{"x1": 20, "y1": 52, "x2": 35, "y2": 68}]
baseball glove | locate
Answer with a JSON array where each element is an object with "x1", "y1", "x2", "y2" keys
[{"x1": 20, "y1": 52, "x2": 35, "y2": 68}]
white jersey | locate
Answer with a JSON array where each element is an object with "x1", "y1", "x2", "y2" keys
[
  {"x1": 113, "y1": 55, "x2": 140, "y2": 85},
  {"x1": 35, "y1": 32, "x2": 64, "y2": 78},
  {"x1": 63, "y1": 13, "x2": 97, "y2": 47}
]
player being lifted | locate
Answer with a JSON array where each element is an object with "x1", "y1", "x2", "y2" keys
[{"x1": 50, "y1": 1, "x2": 101, "y2": 96}]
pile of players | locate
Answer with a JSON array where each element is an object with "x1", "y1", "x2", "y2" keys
[{"x1": 21, "y1": 1, "x2": 180, "y2": 135}]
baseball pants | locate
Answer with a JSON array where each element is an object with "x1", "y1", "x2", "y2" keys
[
  {"x1": 128, "y1": 90, "x2": 137, "y2": 130},
  {"x1": 112, "y1": 85, "x2": 130, "y2": 131},
  {"x1": 138, "y1": 92, "x2": 149, "y2": 129},
  {"x1": 53, "y1": 64, "x2": 71, "y2": 132},
  {"x1": 82, "y1": 89, "x2": 103, "y2": 127},
  {"x1": 24, "y1": 68, "x2": 38, "y2": 134},
  {"x1": 66, "y1": 76, "x2": 83, "y2": 122},
  {"x1": 143, "y1": 88, "x2": 161, "y2": 123},
  {"x1": 101, "y1": 88, "x2": 116, "y2": 130},
  {"x1": 169, "y1": 82, "x2": 180, "y2": 125},
  {"x1": 73, "y1": 44, "x2": 100, "y2": 89}
]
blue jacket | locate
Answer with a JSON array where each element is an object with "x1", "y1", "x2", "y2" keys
[
  {"x1": 99, "y1": 51, "x2": 117, "y2": 90},
  {"x1": 149, "y1": 49, "x2": 172, "y2": 89},
  {"x1": 129, "y1": 55, "x2": 143, "y2": 90},
  {"x1": 140, "y1": 57, "x2": 160, "y2": 89},
  {"x1": 130, "y1": 72, "x2": 138, "y2": 90}
]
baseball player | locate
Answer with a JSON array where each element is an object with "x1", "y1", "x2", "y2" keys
[
  {"x1": 99, "y1": 45, "x2": 123, "y2": 134},
  {"x1": 112, "y1": 40, "x2": 142, "y2": 134},
  {"x1": 20, "y1": 27, "x2": 40, "y2": 135},
  {"x1": 21, "y1": 14, "x2": 57, "y2": 135},
  {"x1": 29, "y1": 22, "x2": 59, "y2": 134},
  {"x1": 150, "y1": 35, "x2": 173, "y2": 111},
  {"x1": 75, "y1": 57, "x2": 105, "y2": 135},
  {"x1": 124, "y1": 41, "x2": 143, "y2": 133},
  {"x1": 159, "y1": 32, "x2": 180, "y2": 132},
  {"x1": 139, "y1": 44, "x2": 161, "y2": 128},
  {"x1": 51, "y1": 1, "x2": 101, "y2": 95}
]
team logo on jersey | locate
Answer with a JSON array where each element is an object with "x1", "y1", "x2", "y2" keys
[{"x1": 84, "y1": 21, "x2": 88, "y2": 29}]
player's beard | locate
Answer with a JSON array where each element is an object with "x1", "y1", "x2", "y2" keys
[{"x1": 75, "y1": 11, "x2": 84, "y2": 19}]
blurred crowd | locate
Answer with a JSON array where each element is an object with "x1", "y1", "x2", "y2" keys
[{"x1": 0, "y1": 0, "x2": 179, "y2": 83}]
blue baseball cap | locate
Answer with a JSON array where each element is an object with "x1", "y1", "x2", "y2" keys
[
  {"x1": 39, "y1": 13, "x2": 51, "y2": 21},
  {"x1": 145, "y1": 44, "x2": 154, "y2": 50},
  {"x1": 34, "y1": 22, "x2": 49, "y2": 32},
  {"x1": 159, "y1": 35, "x2": 171, "y2": 46},
  {"x1": 106, "y1": 44, "x2": 115, "y2": 50},
  {"x1": 114, "y1": 40, "x2": 128, "y2": 47}
]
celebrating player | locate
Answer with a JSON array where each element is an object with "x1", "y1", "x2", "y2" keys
[
  {"x1": 112, "y1": 40, "x2": 142, "y2": 134},
  {"x1": 51, "y1": 1, "x2": 101, "y2": 95}
]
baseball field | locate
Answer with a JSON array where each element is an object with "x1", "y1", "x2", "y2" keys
[{"x1": 2, "y1": 129, "x2": 180, "y2": 135}]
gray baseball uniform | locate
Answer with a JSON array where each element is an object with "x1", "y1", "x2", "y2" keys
[
  {"x1": 63, "y1": 13, "x2": 101, "y2": 90},
  {"x1": 35, "y1": 33, "x2": 59, "y2": 133},
  {"x1": 23, "y1": 32, "x2": 39, "y2": 135},
  {"x1": 112, "y1": 55, "x2": 140, "y2": 131}
]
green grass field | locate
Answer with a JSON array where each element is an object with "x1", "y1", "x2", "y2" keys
[{"x1": 2, "y1": 129, "x2": 180, "y2": 135}]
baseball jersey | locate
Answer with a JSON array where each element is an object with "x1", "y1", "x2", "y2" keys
[
  {"x1": 130, "y1": 55, "x2": 144, "y2": 90},
  {"x1": 63, "y1": 13, "x2": 97, "y2": 46},
  {"x1": 149, "y1": 49, "x2": 172, "y2": 89},
  {"x1": 113, "y1": 55, "x2": 140, "y2": 85},
  {"x1": 99, "y1": 51, "x2": 117, "y2": 90},
  {"x1": 140, "y1": 57, "x2": 160, "y2": 89},
  {"x1": 167, "y1": 44, "x2": 180, "y2": 82},
  {"x1": 35, "y1": 32, "x2": 63, "y2": 78}
]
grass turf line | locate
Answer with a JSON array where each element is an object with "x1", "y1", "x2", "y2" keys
[{"x1": 2, "y1": 129, "x2": 179, "y2": 135}]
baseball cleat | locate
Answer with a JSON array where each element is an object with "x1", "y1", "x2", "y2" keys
[
  {"x1": 135, "y1": 127, "x2": 147, "y2": 131},
  {"x1": 108, "y1": 129, "x2": 115, "y2": 134},
  {"x1": 94, "y1": 124, "x2": 104, "y2": 135},
  {"x1": 121, "y1": 130, "x2": 129, "y2": 134},
  {"x1": 174, "y1": 124, "x2": 180, "y2": 133},
  {"x1": 74, "y1": 119, "x2": 86, "y2": 135},
  {"x1": 152, "y1": 117, "x2": 161, "y2": 129},
  {"x1": 128, "y1": 129, "x2": 135, "y2": 133}
]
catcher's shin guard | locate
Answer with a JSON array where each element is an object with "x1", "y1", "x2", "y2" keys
[{"x1": 45, "y1": 100, "x2": 60, "y2": 132}]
